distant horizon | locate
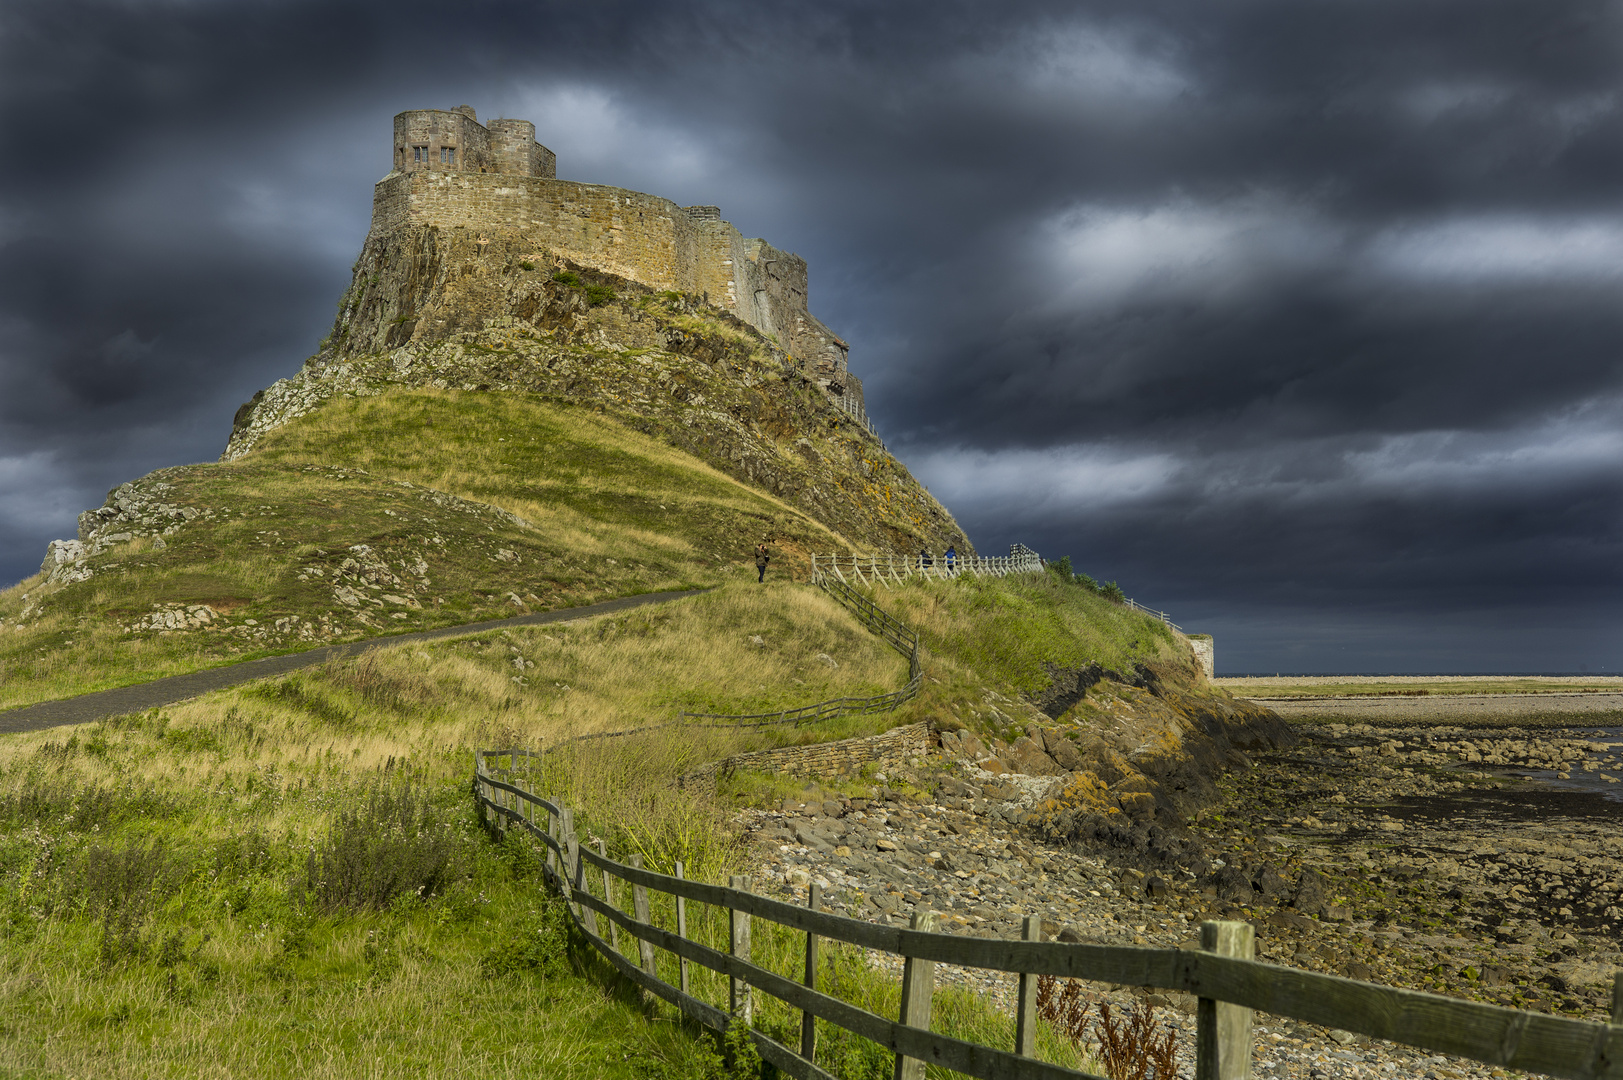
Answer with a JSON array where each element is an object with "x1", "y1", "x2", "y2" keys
[{"x1": 1216, "y1": 671, "x2": 1621, "y2": 679}]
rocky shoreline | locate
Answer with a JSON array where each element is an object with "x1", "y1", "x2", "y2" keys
[{"x1": 738, "y1": 718, "x2": 1623, "y2": 1079}]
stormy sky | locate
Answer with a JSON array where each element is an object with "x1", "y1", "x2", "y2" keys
[{"x1": 3, "y1": 0, "x2": 1620, "y2": 673}]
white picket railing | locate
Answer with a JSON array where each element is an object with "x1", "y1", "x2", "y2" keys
[
  {"x1": 808, "y1": 547, "x2": 1043, "y2": 588},
  {"x1": 808, "y1": 545, "x2": 1184, "y2": 632}
]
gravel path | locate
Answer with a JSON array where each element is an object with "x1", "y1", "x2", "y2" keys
[{"x1": 0, "y1": 588, "x2": 707, "y2": 735}]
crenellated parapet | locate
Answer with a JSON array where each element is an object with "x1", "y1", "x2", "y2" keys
[{"x1": 373, "y1": 107, "x2": 852, "y2": 396}]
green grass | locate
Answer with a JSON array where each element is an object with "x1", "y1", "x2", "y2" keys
[
  {"x1": 0, "y1": 390, "x2": 851, "y2": 711},
  {"x1": 0, "y1": 736, "x2": 723, "y2": 1078},
  {"x1": 871, "y1": 571, "x2": 1186, "y2": 699},
  {"x1": 0, "y1": 571, "x2": 1097, "y2": 1078}
]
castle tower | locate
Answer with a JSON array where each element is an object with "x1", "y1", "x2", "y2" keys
[
  {"x1": 488, "y1": 118, "x2": 557, "y2": 179},
  {"x1": 390, "y1": 107, "x2": 555, "y2": 178}
]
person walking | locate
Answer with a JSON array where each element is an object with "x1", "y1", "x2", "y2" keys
[
  {"x1": 919, "y1": 548, "x2": 932, "y2": 569},
  {"x1": 944, "y1": 545, "x2": 956, "y2": 570},
  {"x1": 755, "y1": 541, "x2": 771, "y2": 583}
]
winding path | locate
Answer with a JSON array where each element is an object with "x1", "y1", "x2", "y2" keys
[{"x1": 0, "y1": 588, "x2": 709, "y2": 736}]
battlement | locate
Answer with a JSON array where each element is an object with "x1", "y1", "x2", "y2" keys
[{"x1": 373, "y1": 107, "x2": 852, "y2": 394}]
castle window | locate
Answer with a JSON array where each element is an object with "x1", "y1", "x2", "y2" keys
[
  {"x1": 413, "y1": 145, "x2": 428, "y2": 164},
  {"x1": 440, "y1": 146, "x2": 456, "y2": 165}
]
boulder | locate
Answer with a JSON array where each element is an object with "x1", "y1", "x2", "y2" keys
[
  {"x1": 1212, "y1": 864, "x2": 1255, "y2": 905},
  {"x1": 40, "y1": 538, "x2": 86, "y2": 576},
  {"x1": 1290, "y1": 869, "x2": 1329, "y2": 915},
  {"x1": 1042, "y1": 728, "x2": 1087, "y2": 771},
  {"x1": 1252, "y1": 862, "x2": 1292, "y2": 904},
  {"x1": 1006, "y1": 736, "x2": 1062, "y2": 776}
]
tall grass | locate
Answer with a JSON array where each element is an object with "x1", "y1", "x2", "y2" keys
[{"x1": 874, "y1": 574, "x2": 1185, "y2": 698}]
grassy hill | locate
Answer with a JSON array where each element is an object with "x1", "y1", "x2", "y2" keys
[
  {"x1": 0, "y1": 241, "x2": 1238, "y2": 1075},
  {"x1": 0, "y1": 389, "x2": 860, "y2": 712}
]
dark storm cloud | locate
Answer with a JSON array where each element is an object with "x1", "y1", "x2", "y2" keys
[{"x1": 2, "y1": 0, "x2": 1620, "y2": 670}]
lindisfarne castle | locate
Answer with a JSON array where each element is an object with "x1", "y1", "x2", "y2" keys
[
  {"x1": 220, "y1": 103, "x2": 968, "y2": 556},
  {"x1": 373, "y1": 105, "x2": 858, "y2": 405}
]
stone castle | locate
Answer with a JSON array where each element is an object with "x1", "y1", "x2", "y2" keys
[{"x1": 374, "y1": 106, "x2": 861, "y2": 404}]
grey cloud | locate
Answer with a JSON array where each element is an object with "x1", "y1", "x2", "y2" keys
[{"x1": 1, "y1": 0, "x2": 1619, "y2": 669}]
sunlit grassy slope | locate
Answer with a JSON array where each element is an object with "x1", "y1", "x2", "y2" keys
[
  {"x1": 0, "y1": 382, "x2": 1201, "y2": 1076},
  {"x1": 0, "y1": 580, "x2": 1066, "y2": 1079},
  {"x1": 875, "y1": 572, "x2": 1187, "y2": 696},
  {"x1": 0, "y1": 389, "x2": 852, "y2": 711}
]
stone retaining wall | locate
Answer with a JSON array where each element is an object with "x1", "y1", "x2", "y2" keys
[{"x1": 681, "y1": 722, "x2": 931, "y2": 791}]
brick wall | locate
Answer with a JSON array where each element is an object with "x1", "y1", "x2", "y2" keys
[{"x1": 680, "y1": 722, "x2": 931, "y2": 792}]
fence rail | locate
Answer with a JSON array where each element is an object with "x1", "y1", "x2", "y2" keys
[
  {"x1": 810, "y1": 549, "x2": 1043, "y2": 587},
  {"x1": 474, "y1": 752, "x2": 1623, "y2": 1080},
  {"x1": 810, "y1": 546, "x2": 1186, "y2": 633}
]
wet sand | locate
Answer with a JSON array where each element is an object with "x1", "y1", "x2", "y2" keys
[{"x1": 1218, "y1": 676, "x2": 1623, "y2": 727}]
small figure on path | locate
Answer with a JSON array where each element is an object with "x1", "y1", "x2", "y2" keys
[
  {"x1": 944, "y1": 545, "x2": 956, "y2": 570},
  {"x1": 755, "y1": 541, "x2": 771, "y2": 583},
  {"x1": 920, "y1": 548, "x2": 932, "y2": 569}
]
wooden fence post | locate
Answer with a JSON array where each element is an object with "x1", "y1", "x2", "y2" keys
[
  {"x1": 1014, "y1": 915, "x2": 1039, "y2": 1057},
  {"x1": 546, "y1": 803, "x2": 558, "y2": 881},
  {"x1": 598, "y1": 839, "x2": 621, "y2": 954},
  {"x1": 1197, "y1": 920, "x2": 1255, "y2": 1080},
  {"x1": 801, "y1": 882, "x2": 821, "y2": 1063},
  {"x1": 893, "y1": 909, "x2": 938, "y2": 1080},
  {"x1": 564, "y1": 808, "x2": 596, "y2": 937},
  {"x1": 629, "y1": 854, "x2": 658, "y2": 986},
  {"x1": 674, "y1": 860, "x2": 690, "y2": 997},
  {"x1": 1612, "y1": 971, "x2": 1623, "y2": 1024},
  {"x1": 729, "y1": 874, "x2": 752, "y2": 1024}
]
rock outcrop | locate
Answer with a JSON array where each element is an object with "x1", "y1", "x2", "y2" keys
[{"x1": 225, "y1": 226, "x2": 969, "y2": 557}]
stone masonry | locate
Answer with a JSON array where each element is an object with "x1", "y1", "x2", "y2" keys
[{"x1": 372, "y1": 106, "x2": 856, "y2": 399}]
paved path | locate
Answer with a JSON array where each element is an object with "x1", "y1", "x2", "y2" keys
[{"x1": 0, "y1": 588, "x2": 709, "y2": 736}]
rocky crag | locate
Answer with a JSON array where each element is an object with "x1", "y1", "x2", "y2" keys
[
  {"x1": 225, "y1": 233, "x2": 965, "y2": 556},
  {"x1": 227, "y1": 105, "x2": 970, "y2": 558}
]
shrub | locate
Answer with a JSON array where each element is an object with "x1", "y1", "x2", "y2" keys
[
  {"x1": 552, "y1": 270, "x2": 582, "y2": 287},
  {"x1": 297, "y1": 783, "x2": 459, "y2": 910},
  {"x1": 584, "y1": 283, "x2": 616, "y2": 307},
  {"x1": 519, "y1": 261, "x2": 536, "y2": 271},
  {"x1": 1101, "y1": 581, "x2": 1126, "y2": 604}
]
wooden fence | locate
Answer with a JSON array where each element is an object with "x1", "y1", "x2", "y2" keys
[{"x1": 474, "y1": 752, "x2": 1623, "y2": 1080}]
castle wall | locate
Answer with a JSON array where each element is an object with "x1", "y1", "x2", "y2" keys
[{"x1": 370, "y1": 169, "x2": 850, "y2": 387}]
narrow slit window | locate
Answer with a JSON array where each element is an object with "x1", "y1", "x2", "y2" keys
[
  {"x1": 440, "y1": 146, "x2": 456, "y2": 165},
  {"x1": 413, "y1": 145, "x2": 428, "y2": 164}
]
